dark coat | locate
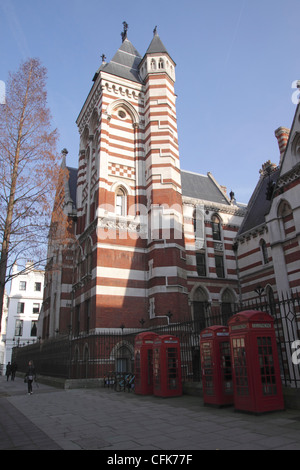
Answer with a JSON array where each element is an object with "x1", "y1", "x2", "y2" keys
[{"x1": 26, "y1": 366, "x2": 36, "y2": 380}]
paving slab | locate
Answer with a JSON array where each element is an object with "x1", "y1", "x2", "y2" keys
[{"x1": 1, "y1": 376, "x2": 300, "y2": 452}]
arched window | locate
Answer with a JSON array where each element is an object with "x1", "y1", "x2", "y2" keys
[
  {"x1": 158, "y1": 58, "x2": 164, "y2": 69},
  {"x1": 291, "y1": 132, "x2": 300, "y2": 157},
  {"x1": 211, "y1": 215, "x2": 221, "y2": 241},
  {"x1": 115, "y1": 187, "x2": 127, "y2": 216},
  {"x1": 193, "y1": 205, "x2": 205, "y2": 239},
  {"x1": 150, "y1": 59, "x2": 156, "y2": 70},
  {"x1": 260, "y1": 239, "x2": 269, "y2": 264},
  {"x1": 277, "y1": 200, "x2": 295, "y2": 238},
  {"x1": 221, "y1": 289, "x2": 236, "y2": 323},
  {"x1": 116, "y1": 344, "x2": 134, "y2": 373}
]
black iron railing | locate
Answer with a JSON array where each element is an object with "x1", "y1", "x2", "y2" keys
[{"x1": 12, "y1": 292, "x2": 300, "y2": 388}]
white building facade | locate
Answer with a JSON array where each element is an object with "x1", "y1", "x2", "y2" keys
[
  {"x1": 0, "y1": 290, "x2": 8, "y2": 374},
  {"x1": 2, "y1": 263, "x2": 44, "y2": 371}
]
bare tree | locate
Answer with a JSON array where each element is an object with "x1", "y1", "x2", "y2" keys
[{"x1": 0, "y1": 58, "x2": 66, "y2": 326}]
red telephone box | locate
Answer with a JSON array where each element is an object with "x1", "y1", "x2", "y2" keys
[
  {"x1": 228, "y1": 310, "x2": 285, "y2": 414},
  {"x1": 200, "y1": 326, "x2": 233, "y2": 407},
  {"x1": 153, "y1": 335, "x2": 182, "y2": 397},
  {"x1": 134, "y1": 332, "x2": 158, "y2": 395}
]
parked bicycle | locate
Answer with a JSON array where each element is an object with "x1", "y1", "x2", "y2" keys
[
  {"x1": 104, "y1": 372, "x2": 115, "y2": 388},
  {"x1": 114, "y1": 372, "x2": 135, "y2": 392}
]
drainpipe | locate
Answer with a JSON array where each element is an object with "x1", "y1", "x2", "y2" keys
[{"x1": 232, "y1": 242, "x2": 243, "y2": 306}]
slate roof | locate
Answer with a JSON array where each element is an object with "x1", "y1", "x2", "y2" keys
[
  {"x1": 181, "y1": 170, "x2": 230, "y2": 205},
  {"x1": 145, "y1": 30, "x2": 172, "y2": 58},
  {"x1": 67, "y1": 167, "x2": 78, "y2": 209},
  {"x1": 237, "y1": 167, "x2": 280, "y2": 236},
  {"x1": 66, "y1": 167, "x2": 234, "y2": 211},
  {"x1": 93, "y1": 31, "x2": 173, "y2": 84},
  {"x1": 97, "y1": 38, "x2": 143, "y2": 83}
]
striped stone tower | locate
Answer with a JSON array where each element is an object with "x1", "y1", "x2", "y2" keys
[
  {"x1": 139, "y1": 27, "x2": 188, "y2": 324},
  {"x1": 74, "y1": 24, "x2": 188, "y2": 332}
]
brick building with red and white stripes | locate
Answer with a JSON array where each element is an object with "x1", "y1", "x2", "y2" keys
[
  {"x1": 235, "y1": 110, "x2": 300, "y2": 304},
  {"x1": 40, "y1": 26, "x2": 247, "y2": 340},
  {"x1": 39, "y1": 26, "x2": 300, "y2": 349}
]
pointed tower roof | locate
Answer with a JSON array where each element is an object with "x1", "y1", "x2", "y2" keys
[
  {"x1": 60, "y1": 148, "x2": 78, "y2": 209},
  {"x1": 97, "y1": 37, "x2": 142, "y2": 83},
  {"x1": 145, "y1": 27, "x2": 174, "y2": 62}
]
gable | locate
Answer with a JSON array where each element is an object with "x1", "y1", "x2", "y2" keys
[{"x1": 280, "y1": 102, "x2": 300, "y2": 176}]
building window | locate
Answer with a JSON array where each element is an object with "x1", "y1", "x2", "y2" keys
[
  {"x1": 115, "y1": 187, "x2": 126, "y2": 216},
  {"x1": 76, "y1": 248, "x2": 83, "y2": 283},
  {"x1": 260, "y1": 239, "x2": 269, "y2": 264},
  {"x1": 192, "y1": 287, "x2": 209, "y2": 333},
  {"x1": 215, "y1": 255, "x2": 225, "y2": 278},
  {"x1": 221, "y1": 288, "x2": 236, "y2": 323},
  {"x1": 75, "y1": 305, "x2": 80, "y2": 336},
  {"x1": 85, "y1": 239, "x2": 92, "y2": 276},
  {"x1": 15, "y1": 320, "x2": 23, "y2": 336},
  {"x1": 19, "y1": 281, "x2": 26, "y2": 291},
  {"x1": 149, "y1": 297, "x2": 155, "y2": 319},
  {"x1": 158, "y1": 58, "x2": 164, "y2": 69},
  {"x1": 277, "y1": 200, "x2": 295, "y2": 238},
  {"x1": 31, "y1": 321, "x2": 37, "y2": 336},
  {"x1": 117, "y1": 109, "x2": 126, "y2": 119},
  {"x1": 33, "y1": 303, "x2": 40, "y2": 314},
  {"x1": 193, "y1": 205, "x2": 205, "y2": 240},
  {"x1": 34, "y1": 282, "x2": 41, "y2": 291},
  {"x1": 85, "y1": 299, "x2": 91, "y2": 333},
  {"x1": 196, "y1": 252, "x2": 206, "y2": 276},
  {"x1": 17, "y1": 302, "x2": 25, "y2": 314},
  {"x1": 212, "y1": 215, "x2": 221, "y2": 241}
]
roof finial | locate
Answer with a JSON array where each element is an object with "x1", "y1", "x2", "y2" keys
[
  {"x1": 121, "y1": 21, "x2": 128, "y2": 42},
  {"x1": 61, "y1": 148, "x2": 68, "y2": 167},
  {"x1": 153, "y1": 25, "x2": 158, "y2": 36},
  {"x1": 101, "y1": 54, "x2": 106, "y2": 64}
]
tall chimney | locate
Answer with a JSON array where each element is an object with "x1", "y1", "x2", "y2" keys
[{"x1": 275, "y1": 127, "x2": 290, "y2": 163}]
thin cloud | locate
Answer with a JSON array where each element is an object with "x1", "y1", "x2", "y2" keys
[{"x1": 1, "y1": 0, "x2": 31, "y2": 59}]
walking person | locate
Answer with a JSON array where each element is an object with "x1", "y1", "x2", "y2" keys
[
  {"x1": 25, "y1": 360, "x2": 36, "y2": 395},
  {"x1": 11, "y1": 361, "x2": 18, "y2": 381},
  {"x1": 5, "y1": 362, "x2": 11, "y2": 382}
]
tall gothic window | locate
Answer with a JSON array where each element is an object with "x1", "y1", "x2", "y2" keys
[
  {"x1": 278, "y1": 200, "x2": 295, "y2": 238},
  {"x1": 260, "y1": 239, "x2": 269, "y2": 264},
  {"x1": 215, "y1": 254, "x2": 225, "y2": 278},
  {"x1": 212, "y1": 215, "x2": 221, "y2": 241},
  {"x1": 196, "y1": 252, "x2": 206, "y2": 276},
  {"x1": 221, "y1": 289, "x2": 236, "y2": 323},
  {"x1": 158, "y1": 58, "x2": 164, "y2": 69},
  {"x1": 115, "y1": 187, "x2": 127, "y2": 216},
  {"x1": 150, "y1": 59, "x2": 156, "y2": 70}
]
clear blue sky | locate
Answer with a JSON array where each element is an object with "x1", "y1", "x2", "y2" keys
[{"x1": 1, "y1": 0, "x2": 299, "y2": 203}]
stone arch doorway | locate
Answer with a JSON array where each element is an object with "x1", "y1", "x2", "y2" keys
[
  {"x1": 192, "y1": 286, "x2": 210, "y2": 333},
  {"x1": 113, "y1": 342, "x2": 134, "y2": 373},
  {"x1": 221, "y1": 288, "x2": 237, "y2": 323}
]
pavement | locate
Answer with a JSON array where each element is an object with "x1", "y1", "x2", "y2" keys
[{"x1": 1, "y1": 375, "x2": 300, "y2": 452}]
